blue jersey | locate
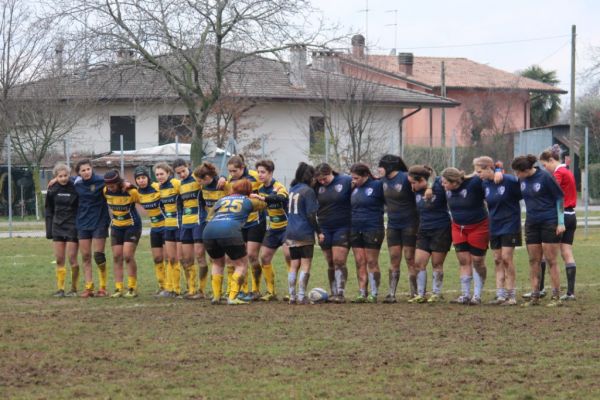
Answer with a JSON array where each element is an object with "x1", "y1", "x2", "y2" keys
[
  {"x1": 483, "y1": 174, "x2": 522, "y2": 236},
  {"x1": 203, "y1": 194, "x2": 261, "y2": 240},
  {"x1": 520, "y1": 167, "x2": 564, "y2": 225},
  {"x1": 351, "y1": 178, "x2": 384, "y2": 231},
  {"x1": 316, "y1": 174, "x2": 352, "y2": 230},
  {"x1": 74, "y1": 174, "x2": 110, "y2": 231},
  {"x1": 415, "y1": 177, "x2": 450, "y2": 230},
  {"x1": 446, "y1": 175, "x2": 488, "y2": 225},
  {"x1": 287, "y1": 183, "x2": 319, "y2": 242},
  {"x1": 382, "y1": 171, "x2": 418, "y2": 229}
]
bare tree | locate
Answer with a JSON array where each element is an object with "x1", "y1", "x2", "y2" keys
[{"x1": 57, "y1": 0, "x2": 335, "y2": 164}]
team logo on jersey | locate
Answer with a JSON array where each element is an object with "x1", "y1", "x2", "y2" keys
[
  {"x1": 383, "y1": 182, "x2": 388, "y2": 190},
  {"x1": 352, "y1": 188, "x2": 358, "y2": 196},
  {"x1": 416, "y1": 194, "x2": 422, "y2": 203},
  {"x1": 498, "y1": 186, "x2": 506, "y2": 195},
  {"x1": 366, "y1": 188, "x2": 374, "y2": 196},
  {"x1": 318, "y1": 186, "x2": 326, "y2": 194},
  {"x1": 533, "y1": 183, "x2": 541, "y2": 192},
  {"x1": 90, "y1": 184, "x2": 96, "y2": 192},
  {"x1": 446, "y1": 190, "x2": 452, "y2": 198},
  {"x1": 334, "y1": 184, "x2": 343, "y2": 193},
  {"x1": 460, "y1": 189, "x2": 467, "y2": 198},
  {"x1": 431, "y1": 195, "x2": 437, "y2": 202},
  {"x1": 485, "y1": 187, "x2": 490, "y2": 197},
  {"x1": 394, "y1": 183, "x2": 402, "y2": 192},
  {"x1": 520, "y1": 182, "x2": 526, "y2": 191}
]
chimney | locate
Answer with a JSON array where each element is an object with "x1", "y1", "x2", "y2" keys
[
  {"x1": 398, "y1": 52, "x2": 414, "y2": 76},
  {"x1": 116, "y1": 48, "x2": 134, "y2": 63},
  {"x1": 54, "y1": 39, "x2": 64, "y2": 75},
  {"x1": 289, "y1": 44, "x2": 307, "y2": 88},
  {"x1": 311, "y1": 50, "x2": 341, "y2": 73},
  {"x1": 351, "y1": 34, "x2": 365, "y2": 59}
]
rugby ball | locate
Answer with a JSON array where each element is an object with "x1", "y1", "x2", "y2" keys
[{"x1": 308, "y1": 287, "x2": 329, "y2": 304}]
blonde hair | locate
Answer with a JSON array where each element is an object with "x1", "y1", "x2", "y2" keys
[
  {"x1": 153, "y1": 162, "x2": 173, "y2": 176},
  {"x1": 441, "y1": 167, "x2": 465, "y2": 184},
  {"x1": 53, "y1": 162, "x2": 71, "y2": 177},
  {"x1": 473, "y1": 156, "x2": 494, "y2": 169}
]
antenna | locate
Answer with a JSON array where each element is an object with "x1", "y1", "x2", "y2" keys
[
  {"x1": 386, "y1": 9, "x2": 398, "y2": 55},
  {"x1": 358, "y1": 0, "x2": 370, "y2": 56}
]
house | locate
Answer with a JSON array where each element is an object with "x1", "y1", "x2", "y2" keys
[
  {"x1": 316, "y1": 35, "x2": 567, "y2": 148},
  {"x1": 12, "y1": 45, "x2": 458, "y2": 185}
]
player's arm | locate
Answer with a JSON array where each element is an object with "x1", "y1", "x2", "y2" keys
[
  {"x1": 250, "y1": 198, "x2": 267, "y2": 211},
  {"x1": 45, "y1": 189, "x2": 54, "y2": 239}
]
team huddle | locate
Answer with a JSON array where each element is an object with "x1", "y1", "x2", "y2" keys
[{"x1": 45, "y1": 145, "x2": 578, "y2": 306}]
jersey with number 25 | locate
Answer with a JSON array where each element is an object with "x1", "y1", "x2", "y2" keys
[{"x1": 203, "y1": 194, "x2": 264, "y2": 240}]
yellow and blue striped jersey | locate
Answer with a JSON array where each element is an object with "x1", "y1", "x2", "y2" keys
[
  {"x1": 226, "y1": 168, "x2": 261, "y2": 228},
  {"x1": 179, "y1": 172, "x2": 201, "y2": 228},
  {"x1": 103, "y1": 187, "x2": 141, "y2": 228},
  {"x1": 159, "y1": 178, "x2": 181, "y2": 230},
  {"x1": 200, "y1": 176, "x2": 227, "y2": 222},
  {"x1": 137, "y1": 182, "x2": 165, "y2": 231},
  {"x1": 258, "y1": 178, "x2": 288, "y2": 231}
]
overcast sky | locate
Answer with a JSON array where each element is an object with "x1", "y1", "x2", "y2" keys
[{"x1": 314, "y1": 0, "x2": 600, "y2": 101}]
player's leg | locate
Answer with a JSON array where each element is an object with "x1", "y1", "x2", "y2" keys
[
  {"x1": 53, "y1": 240, "x2": 67, "y2": 297},
  {"x1": 66, "y1": 241, "x2": 80, "y2": 296}
]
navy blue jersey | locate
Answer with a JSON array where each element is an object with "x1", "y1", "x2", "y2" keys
[
  {"x1": 446, "y1": 175, "x2": 488, "y2": 225},
  {"x1": 203, "y1": 194, "x2": 262, "y2": 240},
  {"x1": 520, "y1": 167, "x2": 564, "y2": 225},
  {"x1": 483, "y1": 174, "x2": 522, "y2": 236},
  {"x1": 351, "y1": 178, "x2": 384, "y2": 231},
  {"x1": 316, "y1": 174, "x2": 352, "y2": 230},
  {"x1": 287, "y1": 183, "x2": 319, "y2": 242},
  {"x1": 73, "y1": 174, "x2": 110, "y2": 231},
  {"x1": 415, "y1": 177, "x2": 451, "y2": 230},
  {"x1": 382, "y1": 171, "x2": 418, "y2": 229}
]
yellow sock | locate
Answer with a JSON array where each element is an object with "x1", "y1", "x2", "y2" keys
[
  {"x1": 155, "y1": 262, "x2": 166, "y2": 290},
  {"x1": 212, "y1": 274, "x2": 223, "y2": 300},
  {"x1": 98, "y1": 263, "x2": 108, "y2": 290},
  {"x1": 85, "y1": 281, "x2": 94, "y2": 291},
  {"x1": 186, "y1": 264, "x2": 197, "y2": 295},
  {"x1": 172, "y1": 262, "x2": 181, "y2": 294},
  {"x1": 164, "y1": 261, "x2": 173, "y2": 292},
  {"x1": 199, "y1": 266, "x2": 209, "y2": 294},
  {"x1": 262, "y1": 264, "x2": 275, "y2": 294},
  {"x1": 241, "y1": 270, "x2": 249, "y2": 293},
  {"x1": 56, "y1": 265, "x2": 66, "y2": 291},
  {"x1": 229, "y1": 272, "x2": 243, "y2": 301},
  {"x1": 127, "y1": 276, "x2": 137, "y2": 290},
  {"x1": 115, "y1": 281, "x2": 124, "y2": 291},
  {"x1": 226, "y1": 265, "x2": 235, "y2": 295},
  {"x1": 70, "y1": 266, "x2": 79, "y2": 291},
  {"x1": 252, "y1": 266, "x2": 262, "y2": 293}
]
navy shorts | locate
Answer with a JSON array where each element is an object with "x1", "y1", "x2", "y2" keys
[
  {"x1": 490, "y1": 232, "x2": 522, "y2": 250},
  {"x1": 193, "y1": 223, "x2": 205, "y2": 243},
  {"x1": 561, "y1": 212, "x2": 576, "y2": 245},
  {"x1": 525, "y1": 222, "x2": 560, "y2": 245},
  {"x1": 289, "y1": 245, "x2": 314, "y2": 260},
  {"x1": 111, "y1": 226, "x2": 141, "y2": 246},
  {"x1": 204, "y1": 237, "x2": 247, "y2": 260},
  {"x1": 262, "y1": 229, "x2": 286, "y2": 249},
  {"x1": 52, "y1": 236, "x2": 78, "y2": 243},
  {"x1": 386, "y1": 225, "x2": 418, "y2": 247},
  {"x1": 180, "y1": 227, "x2": 195, "y2": 245},
  {"x1": 150, "y1": 230, "x2": 164, "y2": 248},
  {"x1": 319, "y1": 226, "x2": 350, "y2": 250},
  {"x1": 78, "y1": 225, "x2": 109, "y2": 240},
  {"x1": 163, "y1": 229, "x2": 180, "y2": 243},
  {"x1": 350, "y1": 229, "x2": 385, "y2": 250},
  {"x1": 242, "y1": 222, "x2": 266, "y2": 243},
  {"x1": 416, "y1": 227, "x2": 452, "y2": 254}
]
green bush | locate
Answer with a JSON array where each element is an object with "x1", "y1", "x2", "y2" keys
[{"x1": 588, "y1": 163, "x2": 600, "y2": 199}]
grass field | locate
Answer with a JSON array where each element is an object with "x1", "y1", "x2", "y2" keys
[{"x1": 1, "y1": 232, "x2": 600, "y2": 399}]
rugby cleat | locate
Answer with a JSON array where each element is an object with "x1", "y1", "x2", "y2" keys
[
  {"x1": 123, "y1": 289, "x2": 138, "y2": 298},
  {"x1": 156, "y1": 290, "x2": 175, "y2": 298},
  {"x1": 351, "y1": 294, "x2": 368, "y2": 304},
  {"x1": 95, "y1": 289, "x2": 109, "y2": 298},
  {"x1": 227, "y1": 298, "x2": 249, "y2": 305},
  {"x1": 53, "y1": 290, "x2": 65, "y2": 298},
  {"x1": 111, "y1": 289, "x2": 123, "y2": 298},
  {"x1": 366, "y1": 294, "x2": 377, "y2": 304},
  {"x1": 546, "y1": 296, "x2": 563, "y2": 307},
  {"x1": 80, "y1": 289, "x2": 94, "y2": 298},
  {"x1": 296, "y1": 297, "x2": 309, "y2": 305},
  {"x1": 65, "y1": 291, "x2": 78, "y2": 297},
  {"x1": 469, "y1": 296, "x2": 482, "y2": 305},
  {"x1": 331, "y1": 294, "x2": 346, "y2": 304},
  {"x1": 210, "y1": 297, "x2": 221, "y2": 305},
  {"x1": 488, "y1": 297, "x2": 506, "y2": 305},
  {"x1": 408, "y1": 295, "x2": 426, "y2": 304},
  {"x1": 502, "y1": 298, "x2": 518, "y2": 306},
  {"x1": 559, "y1": 294, "x2": 576, "y2": 301},
  {"x1": 259, "y1": 292, "x2": 277, "y2": 302},
  {"x1": 521, "y1": 297, "x2": 540, "y2": 307},
  {"x1": 382, "y1": 294, "x2": 397, "y2": 304},
  {"x1": 182, "y1": 292, "x2": 203, "y2": 300},
  {"x1": 522, "y1": 289, "x2": 546, "y2": 299},
  {"x1": 450, "y1": 295, "x2": 471, "y2": 305},
  {"x1": 427, "y1": 294, "x2": 444, "y2": 303}
]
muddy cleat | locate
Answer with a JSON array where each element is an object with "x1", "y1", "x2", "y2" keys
[
  {"x1": 64, "y1": 291, "x2": 78, "y2": 297},
  {"x1": 366, "y1": 294, "x2": 377, "y2": 304},
  {"x1": 239, "y1": 292, "x2": 255, "y2": 302},
  {"x1": 282, "y1": 294, "x2": 291, "y2": 302},
  {"x1": 297, "y1": 297, "x2": 310, "y2": 305},
  {"x1": 80, "y1": 289, "x2": 94, "y2": 298},
  {"x1": 351, "y1": 294, "x2": 368, "y2": 304},
  {"x1": 157, "y1": 290, "x2": 175, "y2": 298},
  {"x1": 288, "y1": 296, "x2": 297, "y2": 305},
  {"x1": 488, "y1": 297, "x2": 506, "y2": 305},
  {"x1": 521, "y1": 297, "x2": 540, "y2": 307},
  {"x1": 111, "y1": 289, "x2": 123, "y2": 298},
  {"x1": 250, "y1": 291, "x2": 262, "y2": 301},
  {"x1": 546, "y1": 296, "x2": 563, "y2": 307},
  {"x1": 408, "y1": 295, "x2": 426, "y2": 304},
  {"x1": 227, "y1": 297, "x2": 249, "y2": 305},
  {"x1": 210, "y1": 297, "x2": 221, "y2": 305},
  {"x1": 259, "y1": 292, "x2": 277, "y2": 302},
  {"x1": 182, "y1": 292, "x2": 203, "y2": 300},
  {"x1": 502, "y1": 298, "x2": 518, "y2": 306},
  {"x1": 53, "y1": 290, "x2": 65, "y2": 298},
  {"x1": 332, "y1": 294, "x2": 346, "y2": 304},
  {"x1": 123, "y1": 289, "x2": 138, "y2": 298},
  {"x1": 559, "y1": 294, "x2": 576, "y2": 301},
  {"x1": 382, "y1": 294, "x2": 397, "y2": 304},
  {"x1": 469, "y1": 296, "x2": 482, "y2": 305},
  {"x1": 427, "y1": 294, "x2": 444, "y2": 303},
  {"x1": 523, "y1": 290, "x2": 546, "y2": 299},
  {"x1": 450, "y1": 295, "x2": 471, "y2": 305},
  {"x1": 95, "y1": 289, "x2": 109, "y2": 298}
]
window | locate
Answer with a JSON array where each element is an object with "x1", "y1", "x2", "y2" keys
[
  {"x1": 110, "y1": 116, "x2": 135, "y2": 151},
  {"x1": 159, "y1": 115, "x2": 193, "y2": 145},
  {"x1": 309, "y1": 116, "x2": 325, "y2": 155}
]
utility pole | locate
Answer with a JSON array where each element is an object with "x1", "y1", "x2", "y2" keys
[
  {"x1": 569, "y1": 25, "x2": 576, "y2": 160},
  {"x1": 441, "y1": 61, "x2": 446, "y2": 146}
]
